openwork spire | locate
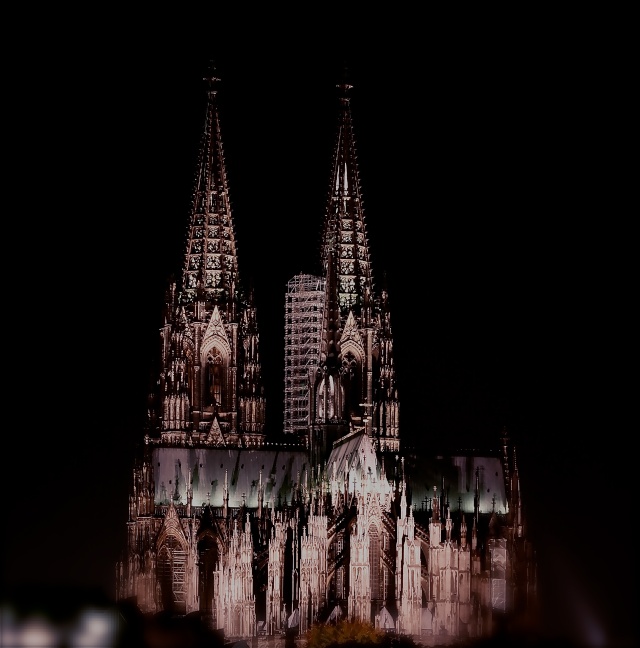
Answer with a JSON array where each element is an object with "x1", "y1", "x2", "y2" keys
[
  {"x1": 182, "y1": 63, "x2": 239, "y2": 306},
  {"x1": 321, "y1": 75, "x2": 373, "y2": 316}
]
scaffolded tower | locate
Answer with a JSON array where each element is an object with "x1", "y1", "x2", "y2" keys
[{"x1": 284, "y1": 274, "x2": 326, "y2": 437}]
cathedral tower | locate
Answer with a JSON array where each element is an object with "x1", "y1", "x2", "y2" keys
[
  {"x1": 308, "y1": 77, "x2": 400, "y2": 463},
  {"x1": 153, "y1": 67, "x2": 266, "y2": 448}
]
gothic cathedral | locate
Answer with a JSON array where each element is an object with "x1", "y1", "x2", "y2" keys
[{"x1": 116, "y1": 68, "x2": 537, "y2": 644}]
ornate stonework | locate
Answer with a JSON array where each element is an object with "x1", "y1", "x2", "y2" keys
[{"x1": 117, "y1": 69, "x2": 537, "y2": 644}]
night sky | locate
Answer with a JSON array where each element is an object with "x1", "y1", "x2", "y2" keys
[{"x1": 7, "y1": 18, "x2": 630, "y2": 648}]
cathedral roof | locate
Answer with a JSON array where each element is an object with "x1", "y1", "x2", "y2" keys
[
  {"x1": 327, "y1": 428, "x2": 380, "y2": 485},
  {"x1": 404, "y1": 450, "x2": 508, "y2": 516},
  {"x1": 152, "y1": 446, "x2": 309, "y2": 509}
]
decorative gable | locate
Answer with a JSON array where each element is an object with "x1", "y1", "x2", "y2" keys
[
  {"x1": 341, "y1": 311, "x2": 362, "y2": 346},
  {"x1": 203, "y1": 305, "x2": 231, "y2": 354},
  {"x1": 206, "y1": 417, "x2": 226, "y2": 446},
  {"x1": 156, "y1": 502, "x2": 188, "y2": 550}
]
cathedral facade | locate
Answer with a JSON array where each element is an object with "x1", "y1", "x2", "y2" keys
[{"x1": 116, "y1": 68, "x2": 537, "y2": 643}]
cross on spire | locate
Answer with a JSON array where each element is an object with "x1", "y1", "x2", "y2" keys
[{"x1": 204, "y1": 60, "x2": 220, "y2": 92}]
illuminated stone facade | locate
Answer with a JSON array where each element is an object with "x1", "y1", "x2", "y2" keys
[{"x1": 116, "y1": 69, "x2": 537, "y2": 643}]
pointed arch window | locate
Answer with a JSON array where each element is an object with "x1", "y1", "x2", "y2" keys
[
  {"x1": 206, "y1": 347, "x2": 223, "y2": 407},
  {"x1": 198, "y1": 535, "x2": 218, "y2": 618},
  {"x1": 368, "y1": 523, "x2": 381, "y2": 603},
  {"x1": 316, "y1": 375, "x2": 335, "y2": 420},
  {"x1": 342, "y1": 352, "x2": 362, "y2": 419}
]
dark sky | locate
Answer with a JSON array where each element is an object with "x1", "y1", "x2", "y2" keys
[{"x1": 8, "y1": 18, "x2": 631, "y2": 648}]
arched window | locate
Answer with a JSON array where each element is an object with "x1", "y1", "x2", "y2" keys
[
  {"x1": 316, "y1": 376, "x2": 335, "y2": 421},
  {"x1": 342, "y1": 352, "x2": 361, "y2": 419},
  {"x1": 368, "y1": 523, "x2": 380, "y2": 604},
  {"x1": 198, "y1": 535, "x2": 218, "y2": 618},
  {"x1": 205, "y1": 348, "x2": 223, "y2": 407}
]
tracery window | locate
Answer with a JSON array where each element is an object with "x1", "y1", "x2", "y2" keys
[
  {"x1": 206, "y1": 348, "x2": 224, "y2": 407},
  {"x1": 340, "y1": 260, "x2": 355, "y2": 274},
  {"x1": 369, "y1": 524, "x2": 380, "y2": 602},
  {"x1": 316, "y1": 375, "x2": 335, "y2": 420},
  {"x1": 340, "y1": 278, "x2": 356, "y2": 293}
]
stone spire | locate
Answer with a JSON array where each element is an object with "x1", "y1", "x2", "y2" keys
[
  {"x1": 320, "y1": 71, "x2": 373, "y2": 318},
  {"x1": 181, "y1": 62, "x2": 240, "y2": 313}
]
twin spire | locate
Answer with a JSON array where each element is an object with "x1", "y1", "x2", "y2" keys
[
  {"x1": 172, "y1": 64, "x2": 394, "y2": 447},
  {"x1": 182, "y1": 64, "x2": 376, "y2": 329},
  {"x1": 321, "y1": 77, "x2": 374, "y2": 317},
  {"x1": 182, "y1": 66, "x2": 239, "y2": 307}
]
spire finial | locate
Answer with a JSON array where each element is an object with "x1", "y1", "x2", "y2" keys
[
  {"x1": 204, "y1": 60, "x2": 221, "y2": 93},
  {"x1": 336, "y1": 62, "x2": 353, "y2": 98}
]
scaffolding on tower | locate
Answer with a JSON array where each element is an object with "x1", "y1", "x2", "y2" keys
[{"x1": 284, "y1": 274, "x2": 326, "y2": 437}]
